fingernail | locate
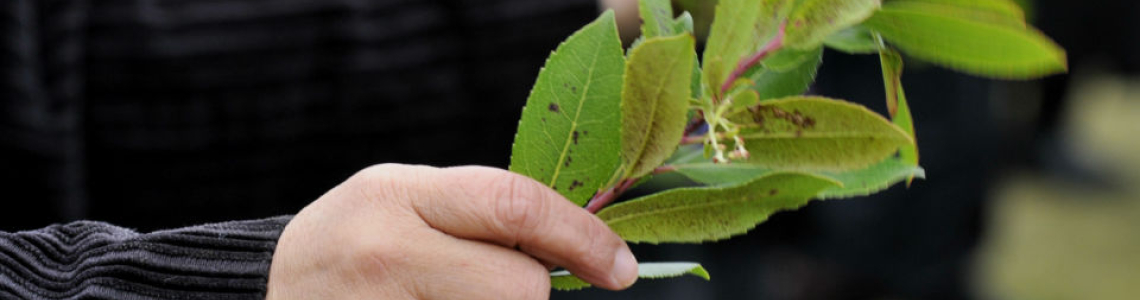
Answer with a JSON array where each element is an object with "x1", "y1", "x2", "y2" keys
[{"x1": 610, "y1": 246, "x2": 638, "y2": 288}]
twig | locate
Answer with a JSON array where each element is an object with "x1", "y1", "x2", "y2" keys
[
  {"x1": 585, "y1": 178, "x2": 639, "y2": 214},
  {"x1": 652, "y1": 165, "x2": 677, "y2": 175}
]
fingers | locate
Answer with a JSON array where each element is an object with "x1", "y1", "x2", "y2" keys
[
  {"x1": 406, "y1": 232, "x2": 552, "y2": 300},
  {"x1": 360, "y1": 164, "x2": 637, "y2": 290}
]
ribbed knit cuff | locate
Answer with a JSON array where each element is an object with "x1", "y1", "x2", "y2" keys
[{"x1": 0, "y1": 216, "x2": 292, "y2": 300}]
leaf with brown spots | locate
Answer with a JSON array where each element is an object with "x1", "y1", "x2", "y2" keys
[
  {"x1": 729, "y1": 96, "x2": 913, "y2": 171},
  {"x1": 509, "y1": 11, "x2": 626, "y2": 206},
  {"x1": 596, "y1": 172, "x2": 839, "y2": 244}
]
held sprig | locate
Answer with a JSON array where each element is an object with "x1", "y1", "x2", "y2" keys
[{"x1": 507, "y1": 0, "x2": 1066, "y2": 290}]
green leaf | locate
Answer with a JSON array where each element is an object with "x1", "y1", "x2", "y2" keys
[
  {"x1": 639, "y1": 0, "x2": 677, "y2": 38},
  {"x1": 761, "y1": 48, "x2": 820, "y2": 72},
  {"x1": 745, "y1": 46, "x2": 823, "y2": 100},
  {"x1": 702, "y1": 0, "x2": 795, "y2": 98},
  {"x1": 673, "y1": 163, "x2": 775, "y2": 186},
  {"x1": 622, "y1": 35, "x2": 697, "y2": 179},
  {"x1": 509, "y1": 11, "x2": 626, "y2": 206},
  {"x1": 888, "y1": 0, "x2": 1025, "y2": 25},
  {"x1": 597, "y1": 172, "x2": 840, "y2": 243},
  {"x1": 864, "y1": 5, "x2": 1066, "y2": 79},
  {"x1": 671, "y1": 158, "x2": 925, "y2": 199},
  {"x1": 784, "y1": 0, "x2": 881, "y2": 49},
  {"x1": 551, "y1": 262, "x2": 710, "y2": 291},
  {"x1": 823, "y1": 25, "x2": 879, "y2": 54},
  {"x1": 815, "y1": 157, "x2": 925, "y2": 198},
  {"x1": 731, "y1": 96, "x2": 913, "y2": 171},
  {"x1": 878, "y1": 44, "x2": 919, "y2": 183},
  {"x1": 674, "y1": 11, "x2": 695, "y2": 34}
]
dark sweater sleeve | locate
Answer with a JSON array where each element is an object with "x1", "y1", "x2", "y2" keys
[{"x1": 0, "y1": 216, "x2": 292, "y2": 300}]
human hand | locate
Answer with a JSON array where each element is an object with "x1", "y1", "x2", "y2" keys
[{"x1": 266, "y1": 164, "x2": 638, "y2": 299}]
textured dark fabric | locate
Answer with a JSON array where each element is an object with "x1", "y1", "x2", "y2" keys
[
  {"x1": 0, "y1": 216, "x2": 290, "y2": 299},
  {"x1": 1, "y1": 0, "x2": 598, "y2": 231}
]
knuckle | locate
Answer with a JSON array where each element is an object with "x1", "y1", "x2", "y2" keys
[
  {"x1": 353, "y1": 164, "x2": 404, "y2": 186},
  {"x1": 349, "y1": 164, "x2": 423, "y2": 203},
  {"x1": 489, "y1": 172, "x2": 549, "y2": 242}
]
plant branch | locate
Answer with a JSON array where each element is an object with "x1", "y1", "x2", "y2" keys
[
  {"x1": 586, "y1": 178, "x2": 639, "y2": 214},
  {"x1": 719, "y1": 22, "x2": 787, "y2": 95},
  {"x1": 652, "y1": 165, "x2": 677, "y2": 175},
  {"x1": 680, "y1": 135, "x2": 705, "y2": 145}
]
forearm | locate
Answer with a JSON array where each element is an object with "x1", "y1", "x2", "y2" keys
[{"x1": 0, "y1": 216, "x2": 291, "y2": 300}]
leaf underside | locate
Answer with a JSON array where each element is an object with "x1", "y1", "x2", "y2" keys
[
  {"x1": 509, "y1": 11, "x2": 626, "y2": 206},
  {"x1": 621, "y1": 35, "x2": 696, "y2": 179},
  {"x1": 597, "y1": 172, "x2": 839, "y2": 244},
  {"x1": 551, "y1": 262, "x2": 710, "y2": 291}
]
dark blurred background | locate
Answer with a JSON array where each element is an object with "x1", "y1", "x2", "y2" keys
[{"x1": 3, "y1": 0, "x2": 1138, "y2": 299}]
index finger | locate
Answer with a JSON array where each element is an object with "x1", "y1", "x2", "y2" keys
[{"x1": 377, "y1": 165, "x2": 638, "y2": 290}]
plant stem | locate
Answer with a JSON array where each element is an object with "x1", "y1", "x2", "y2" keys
[
  {"x1": 652, "y1": 165, "x2": 677, "y2": 175},
  {"x1": 680, "y1": 135, "x2": 705, "y2": 145},
  {"x1": 586, "y1": 178, "x2": 638, "y2": 214},
  {"x1": 719, "y1": 22, "x2": 787, "y2": 95}
]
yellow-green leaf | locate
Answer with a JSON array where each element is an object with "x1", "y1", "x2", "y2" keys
[
  {"x1": 784, "y1": 0, "x2": 881, "y2": 49},
  {"x1": 551, "y1": 262, "x2": 710, "y2": 291},
  {"x1": 597, "y1": 172, "x2": 840, "y2": 243},
  {"x1": 509, "y1": 11, "x2": 626, "y2": 206},
  {"x1": 888, "y1": 0, "x2": 1025, "y2": 25},
  {"x1": 732, "y1": 96, "x2": 913, "y2": 171},
  {"x1": 622, "y1": 35, "x2": 696, "y2": 179},
  {"x1": 864, "y1": 5, "x2": 1066, "y2": 79}
]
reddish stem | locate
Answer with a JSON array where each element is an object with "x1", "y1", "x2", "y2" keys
[
  {"x1": 586, "y1": 178, "x2": 639, "y2": 214},
  {"x1": 652, "y1": 165, "x2": 677, "y2": 175},
  {"x1": 719, "y1": 22, "x2": 787, "y2": 95},
  {"x1": 680, "y1": 135, "x2": 705, "y2": 145}
]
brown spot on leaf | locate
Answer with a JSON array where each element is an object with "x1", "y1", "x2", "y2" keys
[
  {"x1": 564, "y1": 156, "x2": 573, "y2": 167},
  {"x1": 568, "y1": 180, "x2": 584, "y2": 191},
  {"x1": 769, "y1": 189, "x2": 778, "y2": 196},
  {"x1": 548, "y1": 103, "x2": 560, "y2": 113},
  {"x1": 757, "y1": 106, "x2": 815, "y2": 129},
  {"x1": 572, "y1": 131, "x2": 580, "y2": 145}
]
